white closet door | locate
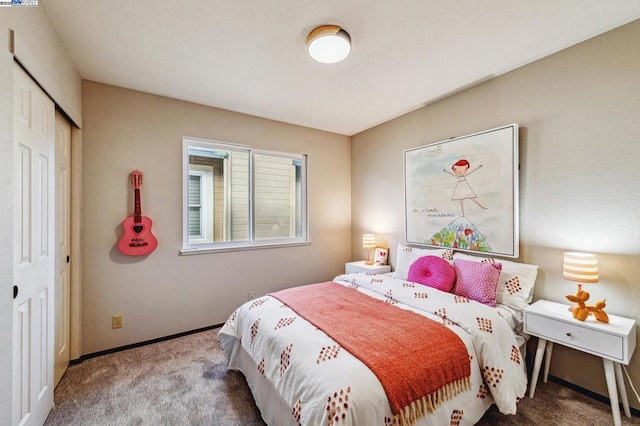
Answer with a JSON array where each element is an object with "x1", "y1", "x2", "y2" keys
[{"x1": 13, "y1": 63, "x2": 55, "y2": 426}]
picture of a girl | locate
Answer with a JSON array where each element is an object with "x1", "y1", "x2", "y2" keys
[{"x1": 444, "y1": 159, "x2": 486, "y2": 217}]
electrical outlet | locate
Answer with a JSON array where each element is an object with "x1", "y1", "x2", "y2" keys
[
  {"x1": 112, "y1": 314, "x2": 124, "y2": 329},
  {"x1": 248, "y1": 291, "x2": 256, "y2": 300}
]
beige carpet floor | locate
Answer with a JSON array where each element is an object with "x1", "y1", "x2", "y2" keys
[{"x1": 45, "y1": 328, "x2": 640, "y2": 425}]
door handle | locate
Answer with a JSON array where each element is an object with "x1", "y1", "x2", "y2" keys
[
  {"x1": 13, "y1": 285, "x2": 18, "y2": 299},
  {"x1": 66, "y1": 255, "x2": 70, "y2": 264}
]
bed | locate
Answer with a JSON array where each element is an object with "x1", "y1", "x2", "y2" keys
[{"x1": 218, "y1": 245, "x2": 538, "y2": 425}]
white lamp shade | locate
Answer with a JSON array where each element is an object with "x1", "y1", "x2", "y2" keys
[
  {"x1": 306, "y1": 25, "x2": 351, "y2": 64},
  {"x1": 563, "y1": 252, "x2": 598, "y2": 283},
  {"x1": 362, "y1": 234, "x2": 376, "y2": 249}
]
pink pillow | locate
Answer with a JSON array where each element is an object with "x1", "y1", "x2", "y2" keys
[
  {"x1": 407, "y1": 255, "x2": 456, "y2": 292},
  {"x1": 452, "y1": 258, "x2": 502, "y2": 307}
]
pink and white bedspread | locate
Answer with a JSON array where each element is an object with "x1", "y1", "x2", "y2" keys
[{"x1": 218, "y1": 273, "x2": 527, "y2": 425}]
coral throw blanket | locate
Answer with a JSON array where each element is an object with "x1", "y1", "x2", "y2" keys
[{"x1": 270, "y1": 281, "x2": 471, "y2": 425}]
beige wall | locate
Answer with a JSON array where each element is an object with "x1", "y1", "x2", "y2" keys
[
  {"x1": 81, "y1": 81, "x2": 351, "y2": 354},
  {"x1": 0, "y1": 5, "x2": 82, "y2": 424},
  {"x1": 352, "y1": 20, "x2": 640, "y2": 409}
]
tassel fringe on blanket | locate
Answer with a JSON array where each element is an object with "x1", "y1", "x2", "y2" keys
[{"x1": 395, "y1": 376, "x2": 472, "y2": 426}]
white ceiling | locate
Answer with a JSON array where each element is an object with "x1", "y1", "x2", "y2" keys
[{"x1": 42, "y1": 1, "x2": 640, "y2": 136}]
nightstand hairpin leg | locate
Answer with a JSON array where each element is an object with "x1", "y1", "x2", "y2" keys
[
  {"x1": 613, "y1": 362, "x2": 631, "y2": 418},
  {"x1": 603, "y1": 360, "x2": 622, "y2": 426},
  {"x1": 529, "y1": 337, "x2": 547, "y2": 398},
  {"x1": 543, "y1": 341, "x2": 553, "y2": 382},
  {"x1": 529, "y1": 338, "x2": 553, "y2": 398}
]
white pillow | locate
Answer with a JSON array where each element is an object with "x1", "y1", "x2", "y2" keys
[
  {"x1": 453, "y1": 253, "x2": 538, "y2": 311},
  {"x1": 394, "y1": 243, "x2": 454, "y2": 280}
]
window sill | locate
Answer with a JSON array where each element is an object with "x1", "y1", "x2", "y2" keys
[{"x1": 179, "y1": 240, "x2": 311, "y2": 256}]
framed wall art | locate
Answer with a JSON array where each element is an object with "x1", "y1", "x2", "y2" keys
[
  {"x1": 404, "y1": 124, "x2": 519, "y2": 257},
  {"x1": 373, "y1": 247, "x2": 389, "y2": 265}
]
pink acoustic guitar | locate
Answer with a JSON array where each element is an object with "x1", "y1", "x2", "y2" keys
[{"x1": 118, "y1": 170, "x2": 158, "y2": 256}]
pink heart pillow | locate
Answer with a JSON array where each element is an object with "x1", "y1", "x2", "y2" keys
[{"x1": 407, "y1": 255, "x2": 456, "y2": 292}]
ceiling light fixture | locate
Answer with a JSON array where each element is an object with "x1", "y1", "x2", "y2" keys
[{"x1": 306, "y1": 25, "x2": 351, "y2": 64}]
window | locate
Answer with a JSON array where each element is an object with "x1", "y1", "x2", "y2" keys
[
  {"x1": 187, "y1": 166, "x2": 213, "y2": 243},
  {"x1": 182, "y1": 137, "x2": 308, "y2": 253}
]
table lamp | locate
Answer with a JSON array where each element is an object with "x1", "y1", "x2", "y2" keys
[
  {"x1": 563, "y1": 252, "x2": 608, "y2": 322},
  {"x1": 363, "y1": 234, "x2": 376, "y2": 265}
]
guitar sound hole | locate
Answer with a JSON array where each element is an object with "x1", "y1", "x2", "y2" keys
[{"x1": 133, "y1": 225, "x2": 144, "y2": 234}]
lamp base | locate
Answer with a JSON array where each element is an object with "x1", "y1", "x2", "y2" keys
[
  {"x1": 365, "y1": 248, "x2": 373, "y2": 265},
  {"x1": 565, "y1": 287, "x2": 609, "y2": 323}
]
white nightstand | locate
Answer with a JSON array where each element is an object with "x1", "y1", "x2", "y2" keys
[
  {"x1": 524, "y1": 299, "x2": 636, "y2": 426},
  {"x1": 345, "y1": 261, "x2": 391, "y2": 274}
]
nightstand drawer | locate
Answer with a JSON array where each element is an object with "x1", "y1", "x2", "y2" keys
[{"x1": 525, "y1": 313, "x2": 624, "y2": 361}]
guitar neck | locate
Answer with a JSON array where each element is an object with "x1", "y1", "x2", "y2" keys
[{"x1": 134, "y1": 188, "x2": 142, "y2": 223}]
